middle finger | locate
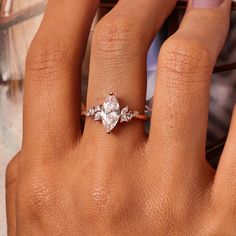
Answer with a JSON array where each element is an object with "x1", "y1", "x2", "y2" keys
[{"x1": 149, "y1": 0, "x2": 231, "y2": 169}]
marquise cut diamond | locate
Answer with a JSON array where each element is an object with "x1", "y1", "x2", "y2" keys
[
  {"x1": 85, "y1": 93, "x2": 143, "y2": 133},
  {"x1": 101, "y1": 94, "x2": 120, "y2": 133}
]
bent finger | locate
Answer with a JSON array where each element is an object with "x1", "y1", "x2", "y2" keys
[{"x1": 149, "y1": 0, "x2": 231, "y2": 173}]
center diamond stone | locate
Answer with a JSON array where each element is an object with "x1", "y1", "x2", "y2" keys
[{"x1": 101, "y1": 94, "x2": 120, "y2": 133}]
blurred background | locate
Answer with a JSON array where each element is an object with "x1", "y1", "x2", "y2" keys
[{"x1": 0, "y1": 0, "x2": 235, "y2": 235}]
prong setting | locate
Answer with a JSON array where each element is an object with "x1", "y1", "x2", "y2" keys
[{"x1": 84, "y1": 93, "x2": 144, "y2": 133}]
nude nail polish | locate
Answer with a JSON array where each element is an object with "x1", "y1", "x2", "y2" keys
[{"x1": 192, "y1": 0, "x2": 224, "y2": 8}]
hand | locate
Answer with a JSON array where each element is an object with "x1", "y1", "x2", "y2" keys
[{"x1": 6, "y1": 0, "x2": 235, "y2": 235}]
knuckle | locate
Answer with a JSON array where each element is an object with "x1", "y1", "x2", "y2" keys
[
  {"x1": 80, "y1": 173, "x2": 132, "y2": 226},
  {"x1": 19, "y1": 179, "x2": 62, "y2": 219},
  {"x1": 86, "y1": 186, "x2": 119, "y2": 223},
  {"x1": 26, "y1": 35, "x2": 72, "y2": 82},
  {"x1": 92, "y1": 16, "x2": 143, "y2": 60},
  {"x1": 159, "y1": 36, "x2": 212, "y2": 90}
]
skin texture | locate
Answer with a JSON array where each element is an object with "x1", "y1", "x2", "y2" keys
[{"x1": 5, "y1": 0, "x2": 236, "y2": 235}]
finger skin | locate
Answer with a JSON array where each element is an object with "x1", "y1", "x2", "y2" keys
[
  {"x1": 6, "y1": 155, "x2": 18, "y2": 236},
  {"x1": 213, "y1": 106, "x2": 236, "y2": 212},
  {"x1": 148, "y1": 0, "x2": 231, "y2": 170},
  {"x1": 83, "y1": 0, "x2": 177, "y2": 154},
  {"x1": 23, "y1": 0, "x2": 99, "y2": 159}
]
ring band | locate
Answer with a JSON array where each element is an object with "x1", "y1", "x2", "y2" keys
[{"x1": 82, "y1": 93, "x2": 148, "y2": 133}]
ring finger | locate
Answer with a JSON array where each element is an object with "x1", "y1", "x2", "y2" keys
[{"x1": 83, "y1": 0, "x2": 177, "y2": 153}]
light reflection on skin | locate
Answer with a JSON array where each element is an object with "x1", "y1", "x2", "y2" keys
[{"x1": 0, "y1": 0, "x2": 13, "y2": 16}]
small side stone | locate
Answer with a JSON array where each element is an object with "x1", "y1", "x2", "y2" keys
[
  {"x1": 94, "y1": 112, "x2": 102, "y2": 121},
  {"x1": 120, "y1": 110, "x2": 139, "y2": 123}
]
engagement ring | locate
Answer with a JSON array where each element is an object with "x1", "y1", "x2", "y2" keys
[{"x1": 82, "y1": 93, "x2": 148, "y2": 133}]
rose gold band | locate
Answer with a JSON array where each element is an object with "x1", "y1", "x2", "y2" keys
[
  {"x1": 81, "y1": 93, "x2": 149, "y2": 133},
  {"x1": 81, "y1": 111, "x2": 148, "y2": 121},
  {"x1": 135, "y1": 114, "x2": 149, "y2": 121}
]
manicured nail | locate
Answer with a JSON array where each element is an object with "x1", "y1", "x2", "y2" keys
[{"x1": 192, "y1": 0, "x2": 224, "y2": 8}]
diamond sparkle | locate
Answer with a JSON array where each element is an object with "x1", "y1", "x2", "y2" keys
[
  {"x1": 85, "y1": 93, "x2": 141, "y2": 133},
  {"x1": 101, "y1": 94, "x2": 120, "y2": 133}
]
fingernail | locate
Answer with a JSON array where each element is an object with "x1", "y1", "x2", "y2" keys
[{"x1": 192, "y1": 0, "x2": 224, "y2": 8}]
